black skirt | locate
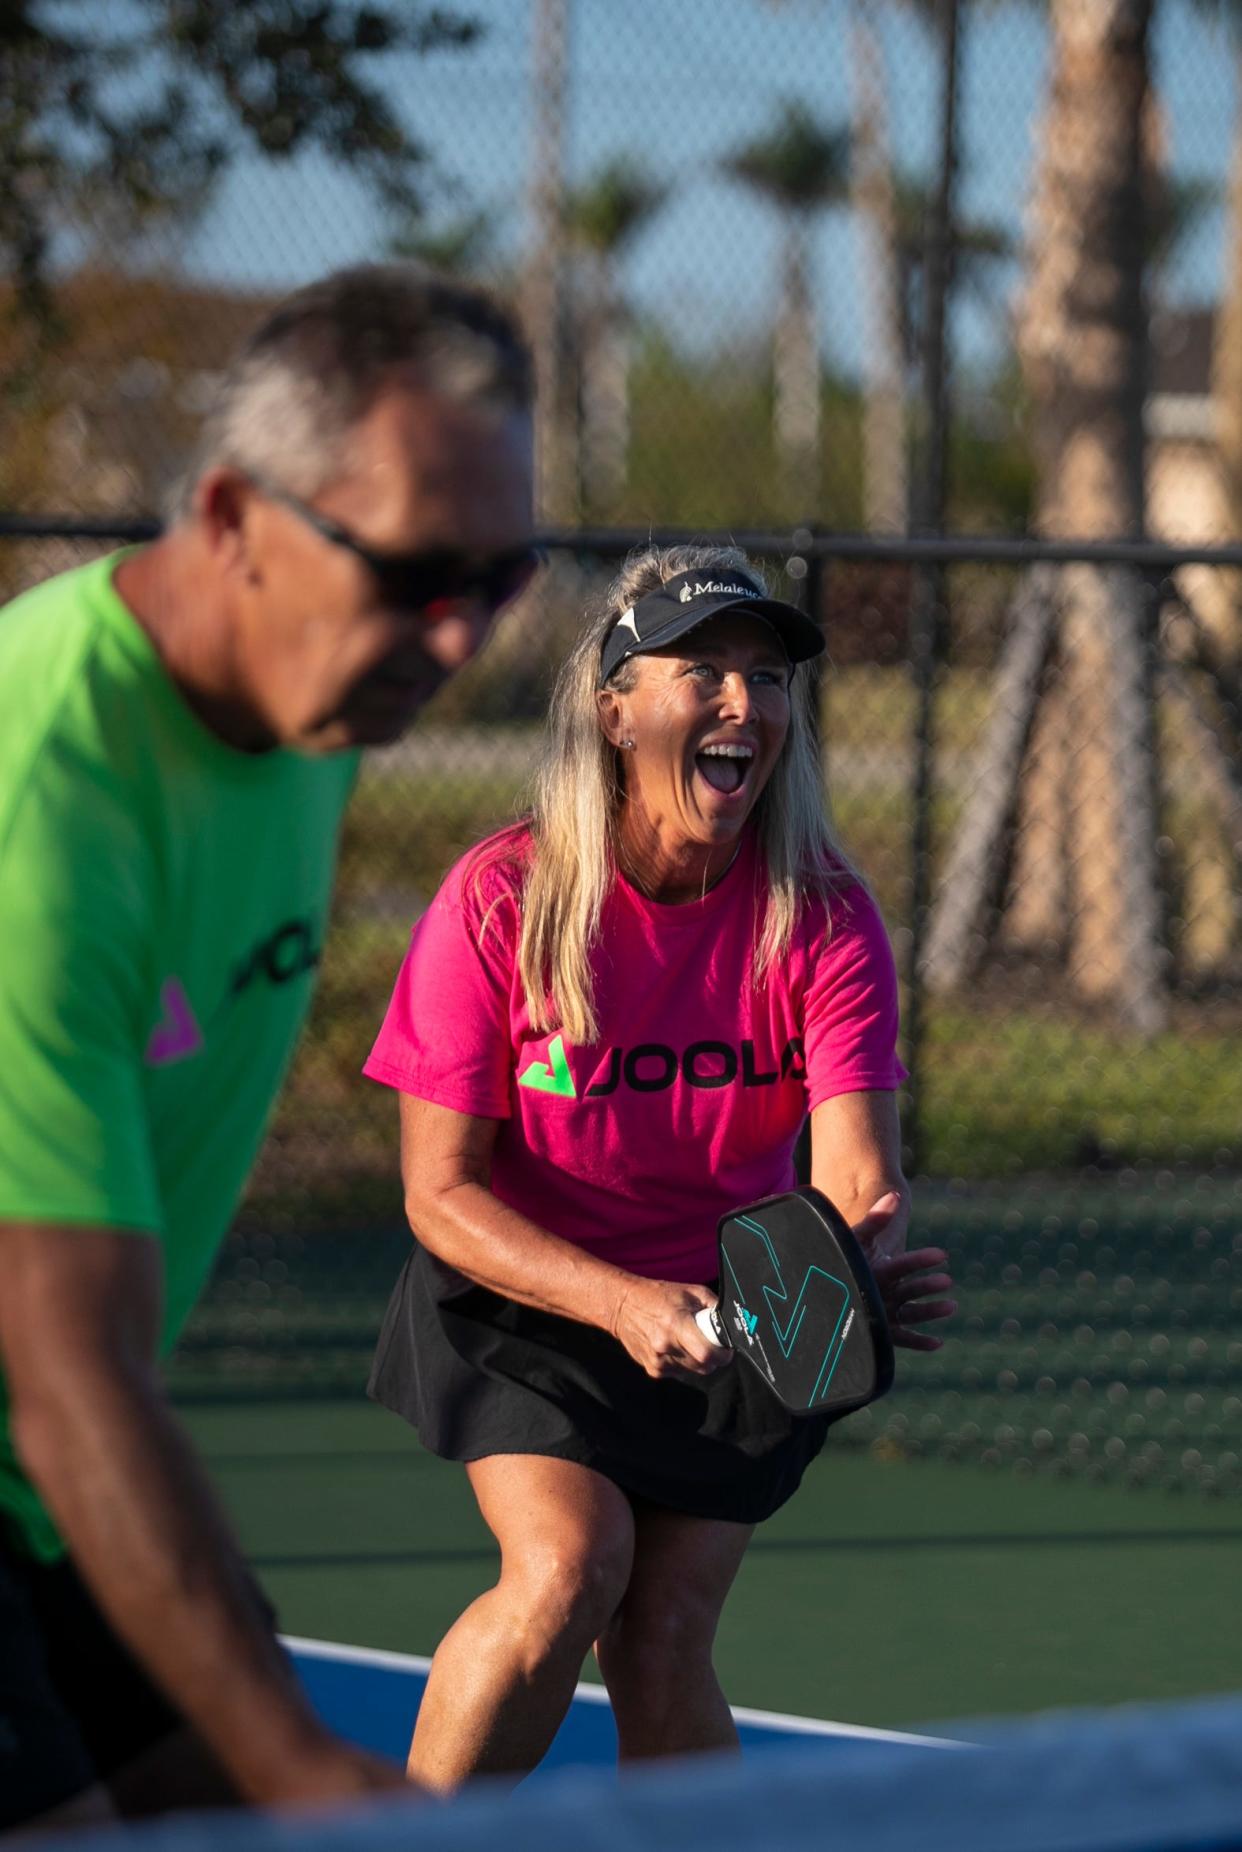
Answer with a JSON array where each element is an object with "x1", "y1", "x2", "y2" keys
[{"x1": 368, "y1": 1242, "x2": 836, "y2": 1525}]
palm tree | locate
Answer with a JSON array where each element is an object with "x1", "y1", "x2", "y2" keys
[
  {"x1": 765, "y1": 0, "x2": 930, "y2": 530},
  {"x1": 1015, "y1": 0, "x2": 1160, "y2": 1029},
  {"x1": 565, "y1": 159, "x2": 667, "y2": 515},
  {"x1": 1019, "y1": 0, "x2": 1154, "y2": 532},
  {"x1": 849, "y1": 0, "x2": 907, "y2": 531},
  {"x1": 389, "y1": 208, "x2": 497, "y2": 277},
  {"x1": 926, "y1": 0, "x2": 1166, "y2": 1034},
  {"x1": 890, "y1": 171, "x2": 1011, "y2": 373},
  {"x1": 523, "y1": 0, "x2": 574, "y2": 522},
  {"x1": 725, "y1": 101, "x2": 851, "y2": 515},
  {"x1": 1197, "y1": 4, "x2": 1242, "y2": 664}
]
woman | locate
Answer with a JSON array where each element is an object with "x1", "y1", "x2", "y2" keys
[{"x1": 364, "y1": 545, "x2": 955, "y2": 1790}]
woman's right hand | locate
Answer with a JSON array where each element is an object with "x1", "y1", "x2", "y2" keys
[{"x1": 608, "y1": 1277, "x2": 733, "y2": 1379}]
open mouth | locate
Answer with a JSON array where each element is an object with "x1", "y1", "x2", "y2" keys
[{"x1": 694, "y1": 742, "x2": 755, "y2": 797}]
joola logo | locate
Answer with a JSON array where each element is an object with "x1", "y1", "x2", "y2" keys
[
  {"x1": 678, "y1": 579, "x2": 759, "y2": 602},
  {"x1": 733, "y1": 1301, "x2": 760, "y2": 1341},
  {"x1": 230, "y1": 919, "x2": 322, "y2": 998},
  {"x1": 587, "y1": 1037, "x2": 805, "y2": 1095},
  {"x1": 517, "y1": 1035, "x2": 806, "y2": 1100}
]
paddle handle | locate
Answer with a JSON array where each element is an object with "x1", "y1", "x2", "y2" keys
[{"x1": 695, "y1": 1305, "x2": 727, "y2": 1348}]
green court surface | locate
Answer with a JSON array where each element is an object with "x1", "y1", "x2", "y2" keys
[{"x1": 183, "y1": 1396, "x2": 1241, "y2": 1732}]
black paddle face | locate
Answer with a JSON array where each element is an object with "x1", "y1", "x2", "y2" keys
[{"x1": 713, "y1": 1187, "x2": 895, "y2": 1416}]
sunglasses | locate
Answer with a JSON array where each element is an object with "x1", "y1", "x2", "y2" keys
[{"x1": 247, "y1": 473, "x2": 541, "y2": 617}]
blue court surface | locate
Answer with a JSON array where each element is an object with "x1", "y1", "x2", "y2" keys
[{"x1": 287, "y1": 1636, "x2": 961, "y2": 1778}]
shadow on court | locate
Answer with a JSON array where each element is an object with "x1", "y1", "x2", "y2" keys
[{"x1": 246, "y1": 1523, "x2": 1242, "y2": 1572}]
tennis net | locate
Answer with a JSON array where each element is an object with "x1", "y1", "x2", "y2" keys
[{"x1": 40, "y1": 1689, "x2": 1242, "y2": 1851}]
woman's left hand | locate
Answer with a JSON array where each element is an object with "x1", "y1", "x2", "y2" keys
[
  {"x1": 869, "y1": 1247, "x2": 956, "y2": 1351},
  {"x1": 851, "y1": 1189, "x2": 956, "y2": 1351}
]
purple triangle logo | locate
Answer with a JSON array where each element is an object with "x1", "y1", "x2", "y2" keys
[{"x1": 145, "y1": 978, "x2": 203, "y2": 1066}]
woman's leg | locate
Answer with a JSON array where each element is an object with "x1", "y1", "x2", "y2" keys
[
  {"x1": 408, "y1": 1454, "x2": 635, "y2": 1791},
  {"x1": 594, "y1": 1505, "x2": 753, "y2": 1762}
]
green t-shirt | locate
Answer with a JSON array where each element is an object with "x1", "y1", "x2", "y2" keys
[{"x1": 0, "y1": 553, "x2": 358, "y2": 1559}]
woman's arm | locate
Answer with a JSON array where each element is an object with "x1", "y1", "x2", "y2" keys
[
  {"x1": 810, "y1": 1091, "x2": 955, "y2": 1351},
  {"x1": 809, "y1": 1090, "x2": 909, "y2": 1254},
  {"x1": 397, "y1": 1092, "x2": 728, "y2": 1379}
]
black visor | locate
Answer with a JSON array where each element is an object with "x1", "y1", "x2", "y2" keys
[{"x1": 599, "y1": 568, "x2": 824, "y2": 685}]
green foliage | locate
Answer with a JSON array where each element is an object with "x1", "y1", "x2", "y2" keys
[
  {"x1": 566, "y1": 159, "x2": 667, "y2": 258},
  {"x1": 612, "y1": 331, "x2": 866, "y2": 528},
  {"x1": 922, "y1": 1007, "x2": 1242, "y2": 1178},
  {"x1": 724, "y1": 99, "x2": 851, "y2": 214},
  {"x1": 948, "y1": 376, "x2": 1035, "y2": 530},
  {"x1": 891, "y1": 169, "x2": 1014, "y2": 371},
  {"x1": 0, "y1": 0, "x2": 479, "y2": 367},
  {"x1": 550, "y1": 327, "x2": 1030, "y2": 533},
  {"x1": 389, "y1": 207, "x2": 497, "y2": 274},
  {"x1": 1147, "y1": 172, "x2": 1219, "y2": 273}
]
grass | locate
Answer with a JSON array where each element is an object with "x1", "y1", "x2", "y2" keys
[{"x1": 920, "y1": 1006, "x2": 1242, "y2": 1178}]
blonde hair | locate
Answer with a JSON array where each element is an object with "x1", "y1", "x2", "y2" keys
[{"x1": 503, "y1": 545, "x2": 853, "y2": 1044}]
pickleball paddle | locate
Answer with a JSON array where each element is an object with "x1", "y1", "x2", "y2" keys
[{"x1": 694, "y1": 1186, "x2": 894, "y2": 1416}]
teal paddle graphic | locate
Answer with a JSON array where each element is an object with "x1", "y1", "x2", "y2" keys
[{"x1": 695, "y1": 1187, "x2": 894, "y2": 1417}]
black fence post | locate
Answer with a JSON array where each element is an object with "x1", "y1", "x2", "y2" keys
[
  {"x1": 786, "y1": 522, "x2": 821, "y2": 743},
  {"x1": 789, "y1": 528, "x2": 821, "y2": 1189},
  {"x1": 903, "y1": 569, "x2": 942, "y2": 1178},
  {"x1": 901, "y1": 0, "x2": 960, "y2": 1178}
]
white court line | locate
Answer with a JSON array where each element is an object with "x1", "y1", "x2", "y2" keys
[{"x1": 283, "y1": 1635, "x2": 965, "y2": 1751}]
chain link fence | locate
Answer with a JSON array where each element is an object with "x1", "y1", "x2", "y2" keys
[
  {"x1": 216, "y1": 536, "x2": 1242, "y2": 1499},
  {"x1": 3, "y1": 0, "x2": 1241, "y2": 1496},
  {"x1": 9, "y1": 525, "x2": 1235, "y2": 1496},
  {"x1": 3, "y1": 3, "x2": 1240, "y2": 546}
]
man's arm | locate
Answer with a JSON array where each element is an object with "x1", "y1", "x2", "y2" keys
[{"x1": 0, "y1": 1220, "x2": 405, "y2": 1806}]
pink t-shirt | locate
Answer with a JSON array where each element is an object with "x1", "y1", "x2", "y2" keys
[{"x1": 364, "y1": 827, "x2": 906, "y2": 1283}]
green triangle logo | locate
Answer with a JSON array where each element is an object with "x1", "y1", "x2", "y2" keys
[{"x1": 516, "y1": 1033, "x2": 577, "y2": 1098}]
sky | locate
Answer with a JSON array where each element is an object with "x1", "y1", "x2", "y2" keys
[{"x1": 151, "y1": 0, "x2": 1242, "y2": 382}]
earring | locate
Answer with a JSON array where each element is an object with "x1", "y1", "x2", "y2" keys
[{"x1": 620, "y1": 738, "x2": 635, "y2": 750}]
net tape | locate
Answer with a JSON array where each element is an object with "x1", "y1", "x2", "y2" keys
[{"x1": 43, "y1": 1690, "x2": 1242, "y2": 1852}]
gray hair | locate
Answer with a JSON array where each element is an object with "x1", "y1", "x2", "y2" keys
[
  {"x1": 173, "y1": 263, "x2": 531, "y2": 516},
  {"x1": 511, "y1": 543, "x2": 853, "y2": 1045}
]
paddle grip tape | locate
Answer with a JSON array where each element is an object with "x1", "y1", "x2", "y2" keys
[{"x1": 695, "y1": 1306, "x2": 727, "y2": 1348}]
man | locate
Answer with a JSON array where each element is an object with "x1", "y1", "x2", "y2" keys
[{"x1": 0, "y1": 264, "x2": 535, "y2": 1833}]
